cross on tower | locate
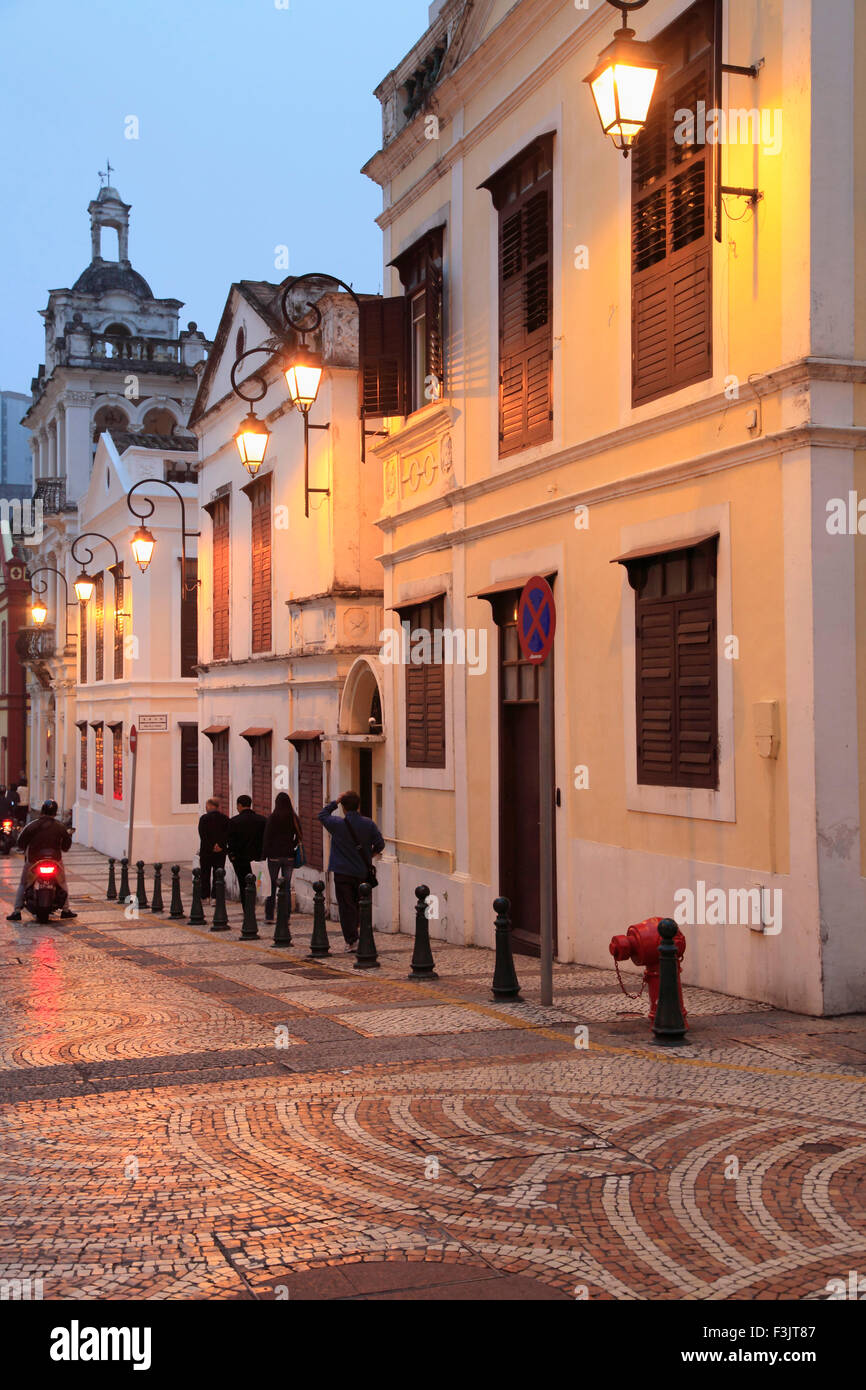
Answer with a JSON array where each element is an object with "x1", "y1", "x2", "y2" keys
[{"x1": 98, "y1": 159, "x2": 115, "y2": 189}]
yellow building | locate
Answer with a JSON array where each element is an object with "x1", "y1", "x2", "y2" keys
[{"x1": 361, "y1": 0, "x2": 866, "y2": 1015}]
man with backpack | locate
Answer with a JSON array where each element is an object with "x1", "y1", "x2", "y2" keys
[{"x1": 318, "y1": 791, "x2": 385, "y2": 951}]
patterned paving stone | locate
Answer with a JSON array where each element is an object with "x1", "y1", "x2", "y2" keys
[{"x1": 1, "y1": 846, "x2": 865, "y2": 1302}]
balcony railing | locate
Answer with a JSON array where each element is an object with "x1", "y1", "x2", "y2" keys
[
  {"x1": 34, "y1": 478, "x2": 75, "y2": 514},
  {"x1": 16, "y1": 627, "x2": 57, "y2": 662},
  {"x1": 87, "y1": 333, "x2": 184, "y2": 365}
]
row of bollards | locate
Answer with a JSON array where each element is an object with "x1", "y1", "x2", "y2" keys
[{"x1": 106, "y1": 856, "x2": 526, "y2": 994}]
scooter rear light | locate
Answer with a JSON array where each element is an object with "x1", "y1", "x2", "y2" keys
[
  {"x1": 2, "y1": 821, "x2": 11, "y2": 832},
  {"x1": 36, "y1": 864, "x2": 58, "y2": 876}
]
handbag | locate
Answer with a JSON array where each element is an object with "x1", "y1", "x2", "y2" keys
[
  {"x1": 294, "y1": 842, "x2": 306, "y2": 869},
  {"x1": 344, "y1": 813, "x2": 378, "y2": 888}
]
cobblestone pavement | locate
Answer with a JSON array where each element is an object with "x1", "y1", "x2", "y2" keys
[{"x1": 1, "y1": 846, "x2": 865, "y2": 1301}]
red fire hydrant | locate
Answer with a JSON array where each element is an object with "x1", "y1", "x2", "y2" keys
[{"x1": 609, "y1": 916, "x2": 688, "y2": 1027}]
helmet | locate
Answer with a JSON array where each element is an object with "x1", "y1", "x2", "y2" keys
[{"x1": 41, "y1": 800, "x2": 58, "y2": 817}]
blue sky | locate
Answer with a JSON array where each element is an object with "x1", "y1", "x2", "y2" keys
[{"x1": 0, "y1": 0, "x2": 430, "y2": 389}]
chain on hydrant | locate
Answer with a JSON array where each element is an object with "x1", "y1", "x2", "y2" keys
[{"x1": 609, "y1": 916, "x2": 688, "y2": 1027}]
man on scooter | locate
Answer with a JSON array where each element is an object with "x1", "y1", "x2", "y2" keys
[{"x1": 6, "y1": 801, "x2": 76, "y2": 922}]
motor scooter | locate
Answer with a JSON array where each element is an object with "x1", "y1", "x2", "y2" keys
[
  {"x1": 0, "y1": 818, "x2": 17, "y2": 855},
  {"x1": 23, "y1": 858, "x2": 68, "y2": 924}
]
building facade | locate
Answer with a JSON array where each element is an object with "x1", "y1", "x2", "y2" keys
[
  {"x1": 361, "y1": 0, "x2": 866, "y2": 1015},
  {"x1": 0, "y1": 538, "x2": 30, "y2": 787},
  {"x1": 0, "y1": 390, "x2": 33, "y2": 500},
  {"x1": 18, "y1": 180, "x2": 209, "y2": 824},
  {"x1": 189, "y1": 279, "x2": 384, "y2": 907}
]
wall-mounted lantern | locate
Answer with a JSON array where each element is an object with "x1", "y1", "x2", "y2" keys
[{"x1": 584, "y1": 0, "x2": 661, "y2": 157}]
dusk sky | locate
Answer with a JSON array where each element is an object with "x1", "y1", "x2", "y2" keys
[{"x1": 0, "y1": 0, "x2": 430, "y2": 390}]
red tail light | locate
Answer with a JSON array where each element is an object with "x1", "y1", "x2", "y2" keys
[
  {"x1": 2, "y1": 820, "x2": 11, "y2": 832},
  {"x1": 36, "y1": 864, "x2": 58, "y2": 877}
]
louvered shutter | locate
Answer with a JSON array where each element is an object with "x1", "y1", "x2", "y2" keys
[
  {"x1": 210, "y1": 497, "x2": 230, "y2": 660},
  {"x1": 636, "y1": 600, "x2": 676, "y2": 784},
  {"x1": 297, "y1": 740, "x2": 324, "y2": 870},
  {"x1": 250, "y1": 477, "x2": 272, "y2": 654},
  {"x1": 180, "y1": 724, "x2": 199, "y2": 805},
  {"x1": 211, "y1": 731, "x2": 229, "y2": 806},
  {"x1": 675, "y1": 595, "x2": 717, "y2": 784},
  {"x1": 180, "y1": 558, "x2": 198, "y2": 678},
  {"x1": 631, "y1": 3, "x2": 713, "y2": 405},
  {"x1": 78, "y1": 722, "x2": 87, "y2": 791},
  {"x1": 498, "y1": 178, "x2": 552, "y2": 456},
  {"x1": 94, "y1": 574, "x2": 104, "y2": 681},
  {"x1": 403, "y1": 597, "x2": 446, "y2": 769},
  {"x1": 79, "y1": 602, "x2": 88, "y2": 684},
  {"x1": 426, "y1": 250, "x2": 444, "y2": 398},
  {"x1": 250, "y1": 734, "x2": 272, "y2": 817},
  {"x1": 360, "y1": 297, "x2": 408, "y2": 417},
  {"x1": 113, "y1": 566, "x2": 125, "y2": 678}
]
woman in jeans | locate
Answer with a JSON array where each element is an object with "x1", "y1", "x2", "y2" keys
[{"x1": 262, "y1": 792, "x2": 303, "y2": 923}]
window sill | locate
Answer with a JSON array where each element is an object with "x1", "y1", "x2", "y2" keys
[{"x1": 369, "y1": 401, "x2": 455, "y2": 456}]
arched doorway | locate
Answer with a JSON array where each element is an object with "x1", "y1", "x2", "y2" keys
[{"x1": 337, "y1": 657, "x2": 385, "y2": 820}]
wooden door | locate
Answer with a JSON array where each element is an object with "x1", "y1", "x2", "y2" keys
[{"x1": 297, "y1": 740, "x2": 323, "y2": 870}]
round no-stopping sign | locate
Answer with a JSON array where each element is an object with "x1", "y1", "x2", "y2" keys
[
  {"x1": 129, "y1": 725, "x2": 138, "y2": 755},
  {"x1": 517, "y1": 576, "x2": 556, "y2": 664}
]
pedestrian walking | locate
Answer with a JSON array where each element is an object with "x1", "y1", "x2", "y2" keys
[
  {"x1": 318, "y1": 791, "x2": 384, "y2": 951},
  {"x1": 262, "y1": 791, "x2": 304, "y2": 923},
  {"x1": 227, "y1": 795, "x2": 266, "y2": 900},
  {"x1": 197, "y1": 797, "x2": 232, "y2": 901}
]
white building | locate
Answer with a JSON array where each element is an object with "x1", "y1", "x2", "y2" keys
[
  {"x1": 18, "y1": 179, "x2": 209, "y2": 821},
  {"x1": 189, "y1": 278, "x2": 385, "y2": 909}
]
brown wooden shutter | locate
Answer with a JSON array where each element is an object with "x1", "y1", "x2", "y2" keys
[
  {"x1": 404, "y1": 597, "x2": 446, "y2": 769},
  {"x1": 675, "y1": 595, "x2": 717, "y2": 784},
  {"x1": 493, "y1": 158, "x2": 553, "y2": 457},
  {"x1": 297, "y1": 739, "x2": 324, "y2": 870},
  {"x1": 250, "y1": 733, "x2": 272, "y2": 817},
  {"x1": 113, "y1": 565, "x2": 124, "y2": 678},
  {"x1": 79, "y1": 602, "x2": 88, "y2": 684},
  {"x1": 110, "y1": 723, "x2": 122, "y2": 800},
  {"x1": 180, "y1": 724, "x2": 199, "y2": 805},
  {"x1": 360, "y1": 297, "x2": 408, "y2": 417},
  {"x1": 631, "y1": 1, "x2": 714, "y2": 405},
  {"x1": 635, "y1": 540, "x2": 718, "y2": 790},
  {"x1": 211, "y1": 730, "x2": 229, "y2": 806},
  {"x1": 94, "y1": 573, "x2": 104, "y2": 681},
  {"x1": 180, "y1": 558, "x2": 198, "y2": 678},
  {"x1": 636, "y1": 600, "x2": 677, "y2": 783},
  {"x1": 94, "y1": 723, "x2": 104, "y2": 795},
  {"x1": 210, "y1": 496, "x2": 230, "y2": 660},
  {"x1": 78, "y1": 722, "x2": 87, "y2": 791},
  {"x1": 250, "y1": 477, "x2": 272, "y2": 653}
]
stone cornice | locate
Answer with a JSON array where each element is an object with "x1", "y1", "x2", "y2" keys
[
  {"x1": 370, "y1": 402, "x2": 457, "y2": 458},
  {"x1": 375, "y1": 357, "x2": 866, "y2": 536}
]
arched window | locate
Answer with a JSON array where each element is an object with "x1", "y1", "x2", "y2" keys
[
  {"x1": 142, "y1": 407, "x2": 177, "y2": 437},
  {"x1": 92, "y1": 405, "x2": 129, "y2": 445}
]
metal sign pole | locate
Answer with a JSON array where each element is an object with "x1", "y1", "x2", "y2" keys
[
  {"x1": 538, "y1": 657, "x2": 554, "y2": 1006},
  {"x1": 127, "y1": 726, "x2": 138, "y2": 865}
]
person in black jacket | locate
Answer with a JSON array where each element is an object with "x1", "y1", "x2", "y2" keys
[
  {"x1": 7, "y1": 800, "x2": 76, "y2": 921},
  {"x1": 261, "y1": 792, "x2": 303, "y2": 923},
  {"x1": 197, "y1": 797, "x2": 232, "y2": 901},
  {"x1": 318, "y1": 791, "x2": 385, "y2": 950},
  {"x1": 227, "y1": 796, "x2": 267, "y2": 900}
]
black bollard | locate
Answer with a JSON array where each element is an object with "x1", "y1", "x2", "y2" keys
[
  {"x1": 187, "y1": 867, "x2": 206, "y2": 926},
  {"x1": 308, "y1": 880, "x2": 331, "y2": 957},
  {"x1": 491, "y1": 897, "x2": 522, "y2": 1000},
  {"x1": 241, "y1": 873, "x2": 259, "y2": 939},
  {"x1": 408, "y1": 884, "x2": 438, "y2": 980},
  {"x1": 272, "y1": 872, "x2": 292, "y2": 948},
  {"x1": 106, "y1": 858, "x2": 117, "y2": 901},
  {"x1": 118, "y1": 857, "x2": 131, "y2": 903},
  {"x1": 150, "y1": 863, "x2": 164, "y2": 914},
  {"x1": 135, "y1": 860, "x2": 149, "y2": 909},
  {"x1": 354, "y1": 882, "x2": 380, "y2": 971},
  {"x1": 652, "y1": 918, "x2": 688, "y2": 1046},
  {"x1": 169, "y1": 865, "x2": 184, "y2": 919},
  {"x1": 210, "y1": 867, "x2": 230, "y2": 932}
]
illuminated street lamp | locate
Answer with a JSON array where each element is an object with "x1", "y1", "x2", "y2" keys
[
  {"x1": 130, "y1": 525, "x2": 156, "y2": 574},
  {"x1": 31, "y1": 598, "x2": 48, "y2": 626},
  {"x1": 584, "y1": 0, "x2": 662, "y2": 157},
  {"x1": 73, "y1": 570, "x2": 95, "y2": 605},
  {"x1": 71, "y1": 533, "x2": 121, "y2": 602},
  {"x1": 234, "y1": 410, "x2": 271, "y2": 476},
  {"x1": 27, "y1": 566, "x2": 76, "y2": 648},
  {"x1": 283, "y1": 343, "x2": 324, "y2": 415}
]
